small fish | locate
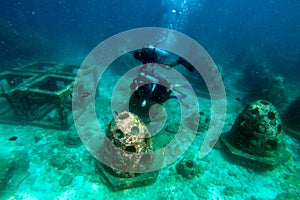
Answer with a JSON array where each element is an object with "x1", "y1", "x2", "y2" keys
[
  {"x1": 80, "y1": 92, "x2": 90, "y2": 98},
  {"x1": 9, "y1": 136, "x2": 18, "y2": 141},
  {"x1": 235, "y1": 97, "x2": 241, "y2": 101}
]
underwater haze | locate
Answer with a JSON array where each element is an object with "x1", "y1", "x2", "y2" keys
[
  {"x1": 0, "y1": 0, "x2": 300, "y2": 200},
  {"x1": 1, "y1": 0, "x2": 299, "y2": 78}
]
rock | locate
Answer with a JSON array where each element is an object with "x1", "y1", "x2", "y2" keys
[
  {"x1": 59, "y1": 173, "x2": 74, "y2": 187},
  {"x1": 64, "y1": 128, "x2": 81, "y2": 148},
  {"x1": 191, "y1": 185, "x2": 209, "y2": 199},
  {"x1": 183, "y1": 111, "x2": 210, "y2": 135},
  {"x1": 66, "y1": 155, "x2": 77, "y2": 165},
  {"x1": 0, "y1": 159, "x2": 14, "y2": 191},
  {"x1": 223, "y1": 186, "x2": 235, "y2": 197},
  {"x1": 197, "y1": 111, "x2": 210, "y2": 133},
  {"x1": 276, "y1": 192, "x2": 299, "y2": 200},
  {"x1": 5, "y1": 152, "x2": 30, "y2": 188},
  {"x1": 176, "y1": 157, "x2": 200, "y2": 179},
  {"x1": 8, "y1": 169, "x2": 30, "y2": 188},
  {"x1": 227, "y1": 170, "x2": 238, "y2": 178},
  {"x1": 71, "y1": 164, "x2": 83, "y2": 176},
  {"x1": 49, "y1": 153, "x2": 67, "y2": 170},
  {"x1": 89, "y1": 173, "x2": 101, "y2": 183}
]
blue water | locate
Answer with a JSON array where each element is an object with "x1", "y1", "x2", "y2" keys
[
  {"x1": 1, "y1": 0, "x2": 299, "y2": 79},
  {"x1": 1, "y1": 0, "x2": 300, "y2": 199}
]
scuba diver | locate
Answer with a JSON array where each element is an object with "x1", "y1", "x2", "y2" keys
[
  {"x1": 133, "y1": 45, "x2": 195, "y2": 71},
  {"x1": 129, "y1": 45, "x2": 195, "y2": 121}
]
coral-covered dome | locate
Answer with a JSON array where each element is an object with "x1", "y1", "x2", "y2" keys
[{"x1": 221, "y1": 100, "x2": 289, "y2": 168}]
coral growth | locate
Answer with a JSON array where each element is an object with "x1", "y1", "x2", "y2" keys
[{"x1": 176, "y1": 156, "x2": 200, "y2": 179}]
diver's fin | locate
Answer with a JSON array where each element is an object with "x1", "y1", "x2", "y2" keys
[
  {"x1": 177, "y1": 57, "x2": 194, "y2": 72},
  {"x1": 169, "y1": 60, "x2": 179, "y2": 68}
]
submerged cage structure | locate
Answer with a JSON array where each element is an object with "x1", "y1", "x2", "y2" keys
[
  {"x1": 13, "y1": 61, "x2": 58, "y2": 74},
  {"x1": 0, "y1": 62, "x2": 78, "y2": 130},
  {"x1": 19, "y1": 74, "x2": 74, "y2": 130},
  {"x1": 0, "y1": 71, "x2": 40, "y2": 124},
  {"x1": 13, "y1": 61, "x2": 80, "y2": 77}
]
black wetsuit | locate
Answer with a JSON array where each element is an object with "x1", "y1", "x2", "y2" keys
[{"x1": 130, "y1": 47, "x2": 194, "y2": 121}]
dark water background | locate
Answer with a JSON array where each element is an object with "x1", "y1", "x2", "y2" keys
[{"x1": 0, "y1": 0, "x2": 299, "y2": 81}]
